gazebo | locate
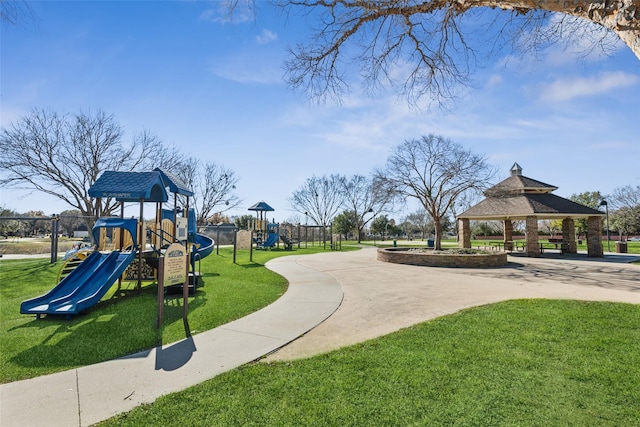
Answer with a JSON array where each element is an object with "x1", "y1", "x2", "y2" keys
[{"x1": 457, "y1": 163, "x2": 606, "y2": 257}]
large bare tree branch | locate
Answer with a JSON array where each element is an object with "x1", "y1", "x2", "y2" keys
[{"x1": 279, "y1": 0, "x2": 639, "y2": 104}]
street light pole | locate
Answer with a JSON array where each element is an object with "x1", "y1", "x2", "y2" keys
[
  {"x1": 366, "y1": 208, "x2": 375, "y2": 246},
  {"x1": 599, "y1": 200, "x2": 610, "y2": 252}
]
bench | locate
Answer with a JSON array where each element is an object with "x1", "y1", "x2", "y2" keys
[
  {"x1": 540, "y1": 240, "x2": 569, "y2": 254},
  {"x1": 487, "y1": 241, "x2": 525, "y2": 252}
]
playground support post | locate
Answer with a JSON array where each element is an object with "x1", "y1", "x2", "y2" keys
[
  {"x1": 216, "y1": 225, "x2": 220, "y2": 255},
  {"x1": 233, "y1": 230, "x2": 237, "y2": 264},
  {"x1": 157, "y1": 257, "x2": 165, "y2": 329},
  {"x1": 183, "y1": 199, "x2": 191, "y2": 335},
  {"x1": 50, "y1": 214, "x2": 59, "y2": 263},
  {"x1": 183, "y1": 253, "x2": 190, "y2": 336}
]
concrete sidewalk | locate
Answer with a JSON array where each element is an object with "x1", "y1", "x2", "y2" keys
[
  {"x1": 1, "y1": 248, "x2": 639, "y2": 426},
  {"x1": 266, "y1": 248, "x2": 640, "y2": 361},
  {"x1": 0, "y1": 254, "x2": 344, "y2": 427}
]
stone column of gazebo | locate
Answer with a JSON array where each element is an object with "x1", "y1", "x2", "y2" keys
[{"x1": 456, "y1": 163, "x2": 606, "y2": 258}]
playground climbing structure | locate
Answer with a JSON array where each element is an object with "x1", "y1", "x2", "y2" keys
[{"x1": 20, "y1": 169, "x2": 213, "y2": 319}]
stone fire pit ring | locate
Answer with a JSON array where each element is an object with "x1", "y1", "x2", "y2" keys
[{"x1": 377, "y1": 247, "x2": 508, "y2": 268}]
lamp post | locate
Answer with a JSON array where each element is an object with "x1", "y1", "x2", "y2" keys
[
  {"x1": 599, "y1": 200, "x2": 610, "y2": 252},
  {"x1": 367, "y1": 208, "x2": 375, "y2": 246},
  {"x1": 304, "y1": 211, "x2": 308, "y2": 248}
]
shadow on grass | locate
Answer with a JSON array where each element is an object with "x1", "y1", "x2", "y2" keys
[
  {"x1": 8, "y1": 286, "x2": 207, "y2": 371},
  {"x1": 0, "y1": 260, "x2": 58, "y2": 282}
]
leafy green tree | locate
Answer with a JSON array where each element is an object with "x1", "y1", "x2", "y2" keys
[
  {"x1": 333, "y1": 211, "x2": 357, "y2": 240},
  {"x1": 22, "y1": 210, "x2": 49, "y2": 236},
  {"x1": 371, "y1": 215, "x2": 388, "y2": 239},
  {"x1": 608, "y1": 185, "x2": 640, "y2": 239},
  {"x1": 569, "y1": 191, "x2": 603, "y2": 238},
  {"x1": 232, "y1": 214, "x2": 254, "y2": 230},
  {"x1": 0, "y1": 206, "x2": 20, "y2": 237},
  {"x1": 610, "y1": 206, "x2": 640, "y2": 239}
]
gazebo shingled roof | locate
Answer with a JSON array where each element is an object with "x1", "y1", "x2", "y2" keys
[
  {"x1": 458, "y1": 162, "x2": 603, "y2": 220},
  {"x1": 458, "y1": 193, "x2": 603, "y2": 220}
]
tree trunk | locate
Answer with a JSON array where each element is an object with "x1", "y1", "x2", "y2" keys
[{"x1": 434, "y1": 217, "x2": 442, "y2": 250}]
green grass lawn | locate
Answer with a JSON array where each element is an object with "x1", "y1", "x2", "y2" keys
[
  {"x1": 101, "y1": 299, "x2": 640, "y2": 426},
  {"x1": 0, "y1": 246, "x2": 344, "y2": 383}
]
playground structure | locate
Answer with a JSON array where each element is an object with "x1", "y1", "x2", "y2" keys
[
  {"x1": 20, "y1": 169, "x2": 214, "y2": 320},
  {"x1": 247, "y1": 201, "x2": 278, "y2": 249},
  {"x1": 245, "y1": 201, "x2": 340, "y2": 251}
]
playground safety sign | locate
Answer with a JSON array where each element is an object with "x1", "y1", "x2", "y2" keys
[
  {"x1": 157, "y1": 242, "x2": 189, "y2": 328},
  {"x1": 163, "y1": 243, "x2": 187, "y2": 286}
]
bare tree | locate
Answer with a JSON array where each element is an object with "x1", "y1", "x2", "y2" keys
[
  {"x1": 376, "y1": 134, "x2": 495, "y2": 249},
  {"x1": 609, "y1": 185, "x2": 640, "y2": 210},
  {"x1": 0, "y1": 109, "x2": 176, "y2": 225},
  {"x1": 273, "y1": 0, "x2": 639, "y2": 105},
  {"x1": 608, "y1": 184, "x2": 640, "y2": 239},
  {"x1": 340, "y1": 174, "x2": 395, "y2": 242},
  {"x1": 288, "y1": 174, "x2": 346, "y2": 226},
  {"x1": 175, "y1": 158, "x2": 242, "y2": 225}
]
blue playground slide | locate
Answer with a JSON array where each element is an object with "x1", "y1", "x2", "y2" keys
[
  {"x1": 20, "y1": 250, "x2": 137, "y2": 318},
  {"x1": 261, "y1": 232, "x2": 279, "y2": 248},
  {"x1": 193, "y1": 233, "x2": 214, "y2": 260}
]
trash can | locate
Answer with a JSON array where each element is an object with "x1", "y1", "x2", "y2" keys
[
  {"x1": 393, "y1": 239, "x2": 397, "y2": 247},
  {"x1": 616, "y1": 241, "x2": 627, "y2": 253},
  {"x1": 427, "y1": 239, "x2": 434, "y2": 248}
]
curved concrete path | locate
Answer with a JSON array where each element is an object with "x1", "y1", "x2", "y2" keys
[
  {"x1": 1, "y1": 248, "x2": 639, "y2": 426},
  {"x1": 0, "y1": 255, "x2": 343, "y2": 427},
  {"x1": 265, "y1": 248, "x2": 640, "y2": 361}
]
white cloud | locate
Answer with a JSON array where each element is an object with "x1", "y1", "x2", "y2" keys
[
  {"x1": 256, "y1": 29, "x2": 277, "y2": 45},
  {"x1": 199, "y1": 1, "x2": 254, "y2": 24},
  {"x1": 539, "y1": 71, "x2": 639, "y2": 102},
  {"x1": 485, "y1": 74, "x2": 503, "y2": 87},
  {"x1": 209, "y1": 53, "x2": 282, "y2": 84}
]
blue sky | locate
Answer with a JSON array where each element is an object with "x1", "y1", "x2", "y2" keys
[{"x1": 2, "y1": 1, "x2": 639, "y2": 223}]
